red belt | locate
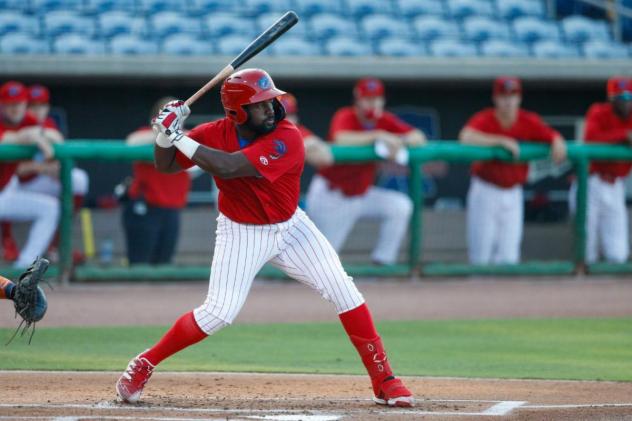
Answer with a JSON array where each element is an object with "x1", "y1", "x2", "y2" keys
[{"x1": 596, "y1": 173, "x2": 618, "y2": 184}]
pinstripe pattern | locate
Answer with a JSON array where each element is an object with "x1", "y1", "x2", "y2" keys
[{"x1": 193, "y1": 209, "x2": 365, "y2": 334}]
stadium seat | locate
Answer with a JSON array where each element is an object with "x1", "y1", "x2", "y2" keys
[
  {"x1": 512, "y1": 17, "x2": 560, "y2": 44},
  {"x1": 162, "y1": 33, "x2": 214, "y2": 55},
  {"x1": 257, "y1": 12, "x2": 308, "y2": 37},
  {"x1": 361, "y1": 14, "x2": 412, "y2": 40},
  {"x1": 429, "y1": 38, "x2": 477, "y2": 57},
  {"x1": 376, "y1": 37, "x2": 427, "y2": 57},
  {"x1": 531, "y1": 40, "x2": 580, "y2": 58},
  {"x1": 347, "y1": 0, "x2": 391, "y2": 17},
  {"x1": 243, "y1": 0, "x2": 291, "y2": 15},
  {"x1": 270, "y1": 36, "x2": 321, "y2": 56},
  {"x1": 84, "y1": 0, "x2": 136, "y2": 14},
  {"x1": 217, "y1": 34, "x2": 253, "y2": 55},
  {"x1": 480, "y1": 39, "x2": 530, "y2": 57},
  {"x1": 0, "y1": 0, "x2": 29, "y2": 12},
  {"x1": 0, "y1": 33, "x2": 49, "y2": 54},
  {"x1": 325, "y1": 36, "x2": 372, "y2": 56},
  {"x1": 43, "y1": 11, "x2": 96, "y2": 38},
  {"x1": 98, "y1": 12, "x2": 144, "y2": 38},
  {"x1": 561, "y1": 15, "x2": 611, "y2": 44},
  {"x1": 203, "y1": 13, "x2": 255, "y2": 38},
  {"x1": 496, "y1": 0, "x2": 545, "y2": 20},
  {"x1": 396, "y1": 0, "x2": 445, "y2": 18},
  {"x1": 53, "y1": 34, "x2": 106, "y2": 54},
  {"x1": 310, "y1": 13, "x2": 358, "y2": 40},
  {"x1": 413, "y1": 16, "x2": 460, "y2": 41},
  {"x1": 149, "y1": 12, "x2": 201, "y2": 39},
  {"x1": 462, "y1": 16, "x2": 511, "y2": 42},
  {"x1": 187, "y1": 0, "x2": 236, "y2": 15},
  {"x1": 293, "y1": 0, "x2": 344, "y2": 17},
  {"x1": 582, "y1": 41, "x2": 629, "y2": 59},
  {"x1": 137, "y1": 0, "x2": 171, "y2": 14},
  {"x1": 109, "y1": 34, "x2": 159, "y2": 54},
  {"x1": 446, "y1": 0, "x2": 495, "y2": 19},
  {"x1": 0, "y1": 12, "x2": 39, "y2": 37},
  {"x1": 30, "y1": 0, "x2": 82, "y2": 13}
]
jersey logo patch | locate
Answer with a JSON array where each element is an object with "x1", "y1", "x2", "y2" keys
[
  {"x1": 269, "y1": 139, "x2": 287, "y2": 160},
  {"x1": 259, "y1": 155, "x2": 269, "y2": 165}
]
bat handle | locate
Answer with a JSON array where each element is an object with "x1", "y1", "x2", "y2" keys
[{"x1": 185, "y1": 64, "x2": 235, "y2": 108}]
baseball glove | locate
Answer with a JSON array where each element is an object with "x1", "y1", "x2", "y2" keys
[{"x1": 7, "y1": 257, "x2": 50, "y2": 344}]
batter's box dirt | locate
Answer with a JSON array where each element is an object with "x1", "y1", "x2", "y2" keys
[{"x1": 1, "y1": 371, "x2": 632, "y2": 420}]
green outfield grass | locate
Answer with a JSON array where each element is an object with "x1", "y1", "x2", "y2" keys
[{"x1": 1, "y1": 318, "x2": 631, "y2": 381}]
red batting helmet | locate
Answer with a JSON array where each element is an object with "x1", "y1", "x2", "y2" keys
[
  {"x1": 220, "y1": 68, "x2": 286, "y2": 124},
  {"x1": 28, "y1": 84, "x2": 50, "y2": 104},
  {"x1": 607, "y1": 76, "x2": 632, "y2": 99}
]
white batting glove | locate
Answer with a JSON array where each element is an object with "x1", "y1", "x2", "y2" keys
[{"x1": 152, "y1": 100, "x2": 191, "y2": 141}]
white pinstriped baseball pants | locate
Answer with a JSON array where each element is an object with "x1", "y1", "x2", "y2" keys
[{"x1": 193, "y1": 208, "x2": 365, "y2": 335}]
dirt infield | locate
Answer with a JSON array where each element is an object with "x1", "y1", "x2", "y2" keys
[{"x1": 2, "y1": 277, "x2": 632, "y2": 419}]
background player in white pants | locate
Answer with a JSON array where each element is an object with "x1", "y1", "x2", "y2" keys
[
  {"x1": 459, "y1": 77, "x2": 567, "y2": 265},
  {"x1": 306, "y1": 78, "x2": 426, "y2": 265},
  {"x1": 116, "y1": 69, "x2": 414, "y2": 408},
  {"x1": 569, "y1": 76, "x2": 632, "y2": 263},
  {"x1": 0, "y1": 81, "x2": 60, "y2": 268}
]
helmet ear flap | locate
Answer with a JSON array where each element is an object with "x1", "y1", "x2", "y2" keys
[{"x1": 273, "y1": 98, "x2": 286, "y2": 123}]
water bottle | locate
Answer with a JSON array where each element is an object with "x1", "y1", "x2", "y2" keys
[{"x1": 99, "y1": 239, "x2": 114, "y2": 265}]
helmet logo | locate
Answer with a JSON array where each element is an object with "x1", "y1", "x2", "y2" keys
[
  {"x1": 8, "y1": 85, "x2": 20, "y2": 96},
  {"x1": 258, "y1": 76, "x2": 271, "y2": 90},
  {"x1": 367, "y1": 80, "x2": 379, "y2": 91},
  {"x1": 31, "y1": 87, "x2": 43, "y2": 97}
]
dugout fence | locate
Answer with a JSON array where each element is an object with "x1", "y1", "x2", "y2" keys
[{"x1": 2, "y1": 141, "x2": 632, "y2": 283}]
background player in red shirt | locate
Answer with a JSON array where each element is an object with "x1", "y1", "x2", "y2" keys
[
  {"x1": 279, "y1": 92, "x2": 333, "y2": 167},
  {"x1": 459, "y1": 76, "x2": 567, "y2": 265},
  {"x1": 570, "y1": 76, "x2": 632, "y2": 263},
  {"x1": 306, "y1": 78, "x2": 426, "y2": 265},
  {"x1": 122, "y1": 97, "x2": 192, "y2": 264},
  {"x1": 116, "y1": 69, "x2": 414, "y2": 408},
  {"x1": 0, "y1": 81, "x2": 60, "y2": 268}
]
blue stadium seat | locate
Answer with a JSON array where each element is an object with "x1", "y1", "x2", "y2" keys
[
  {"x1": 531, "y1": 40, "x2": 580, "y2": 58},
  {"x1": 413, "y1": 15, "x2": 459, "y2": 41},
  {"x1": 270, "y1": 36, "x2": 321, "y2": 56},
  {"x1": 561, "y1": 15, "x2": 611, "y2": 44},
  {"x1": 98, "y1": 11, "x2": 144, "y2": 38},
  {"x1": 446, "y1": 0, "x2": 495, "y2": 19},
  {"x1": 496, "y1": 0, "x2": 545, "y2": 20},
  {"x1": 347, "y1": 0, "x2": 391, "y2": 17},
  {"x1": 325, "y1": 36, "x2": 372, "y2": 56},
  {"x1": 396, "y1": 0, "x2": 445, "y2": 18},
  {"x1": 203, "y1": 13, "x2": 255, "y2": 38},
  {"x1": 43, "y1": 12, "x2": 96, "y2": 38},
  {"x1": 84, "y1": 0, "x2": 136, "y2": 14},
  {"x1": 582, "y1": 41, "x2": 629, "y2": 59},
  {"x1": 0, "y1": 33, "x2": 49, "y2": 54},
  {"x1": 53, "y1": 34, "x2": 106, "y2": 54},
  {"x1": 162, "y1": 33, "x2": 214, "y2": 55},
  {"x1": 361, "y1": 14, "x2": 412, "y2": 40},
  {"x1": 217, "y1": 34, "x2": 253, "y2": 55},
  {"x1": 480, "y1": 39, "x2": 530, "y2": 57},
  {"x1": 293, "y1": 0, "x2": 345, "y2": 17},
  {"x1": 0, "y1": 0, "x2": 29, "y2": 12},
  {"x1": 109, "y1": 34, "x2": 159, "y2": 54},
  {"x1": 30, "y1": 0, "x2": 82, "y2": 13},
  {"x1": 376, "y1": 37, "x2": 427, "y2": 57},
  {"x1": 310, "y1": 13, "x2": 358, "y2": 40},
  {"x1": 257, "y1": 12, "x2": 308, "y2": 37},
  {"x1": 149, "y1": 12, "x2": 201, "y2": 39},
  {"x1": 137, "y1": 0, "x2": 171, "y2": 14},
  {"x1": 462, "y1": 16, "x2": 511, "y2": 42},
  {"x1": 512, "y1": 16, "x2": 560, "y2": 43},
  {"x1": 429, "y1": 38, "x2": 477, "y2": 57},
  {"x1": 0, "y1": 12, "x2": 39, "y2": 37},
  {"x1": 187, "y1": 0, "x2": 236, "y2": 15},
  {"x1": 243, "y1": 0, "x2": 291, "y2": 15}
]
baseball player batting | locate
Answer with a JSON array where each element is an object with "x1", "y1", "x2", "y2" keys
[{"x1": 116, "y1": 68, "x2": 414, "y2": 407}]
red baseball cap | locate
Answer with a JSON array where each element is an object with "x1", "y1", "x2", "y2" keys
[
  {"x1": 493, "y1": 76, "x2": 522, "y2": 96},
  {"x1": 28, "y1": 84, "x2": 50, "y2": 104},
  {"x1": 0, "y1": 81, "x2": 28, "y2": 104},
  {"x1": 279, "y1": 93, "x2": 298, "y2": 115},
  {"x1": 354, "y1": 77, "x2": 385, "y2": 98},
  {"x1": 607, "y1": 76, "x2": 632, "y2": 99}
]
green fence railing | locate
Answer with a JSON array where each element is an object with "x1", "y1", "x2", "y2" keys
[{"x1": 2, "y1": 140, "x2": 632, "y2": 281}]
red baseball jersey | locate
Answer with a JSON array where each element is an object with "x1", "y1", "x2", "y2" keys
[
  {"x1": 129, "y1": 127, "x2": 191, "y2": 208},
  {"x1": 318, "y1": 107, "x2": 414, "y2": 196},
  {"x1": 175, "y1": 118, "x2": 304, "y2": 224},
  {"x1": 296, "y1": 123, "x2": 314, "y2": 140},
  {"x1": 42, "y1": 116, "x2": 58, "y2": 130},
  {"x1": 17, "y1": 115, "x2": 61, "y2": 184},
  {"x1": 584, "y1": 102, "x2": 632, "y2": 180},
  {"x1": 0, "y1": 113, "x2": 39, "y2": 189},
  {"x1": 465, "y1": 108, "x2": 559, "y2": 188}
]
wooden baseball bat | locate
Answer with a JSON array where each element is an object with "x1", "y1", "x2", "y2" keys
[{"x1": 185, "y1": 11, "x2": 299, "y2": 107}]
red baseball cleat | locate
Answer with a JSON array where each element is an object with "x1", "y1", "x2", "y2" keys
[
  {"x1": 373, "y1": 377, "x2": 415, "y2": 407},
  {"x1": 116, "y1": 352, "x2": 154, "y2": 403}
]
